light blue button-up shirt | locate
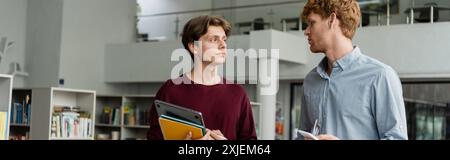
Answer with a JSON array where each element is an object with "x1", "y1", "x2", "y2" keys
[{"x1": 300, "y1": 47, "x2": 408, "y2": 140}]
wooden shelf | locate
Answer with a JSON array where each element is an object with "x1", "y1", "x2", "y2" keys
[
  {"x1": 95, "y1": 123, "x2": 121, "y2": 128},
  {"x1": 10, "y1": 123, "x2": 30, "y2": 127},
  {"x1": 123, "y1": 125, "x2": 150, "y2": 129},
  {"x1": 97, "y1": 94, "x2": 156, "y2": 98},
  {"x1": 123, "y1": 94, "x2": 156, "y2": 98},
  {"x1": 50, "y1": 137, "x2": 94, "y2": 140}
]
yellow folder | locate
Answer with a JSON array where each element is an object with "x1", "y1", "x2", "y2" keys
[{"x1": 158, "y1": 114, "x2": 205, "y2": 140}]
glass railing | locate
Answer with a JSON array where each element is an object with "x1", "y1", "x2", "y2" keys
[
  {"x1": 136, "y1": 0, "x2": 303, "y2": 42},
  {"x1": 136, "y1": 0, "x2": 450, "y2": 42}
]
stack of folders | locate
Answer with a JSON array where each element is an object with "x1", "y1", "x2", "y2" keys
[{"x1": 158, "y1": 114, "x2": 206, "y2": 140}]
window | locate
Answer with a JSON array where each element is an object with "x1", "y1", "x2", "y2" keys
[
  {"x1": 290, "y1": 82, "x2": 450, "y2": 140},
  {"x1": 403, "y1": 82, "x2": 450, "y2": 140},
  {"x1": 290, "y1": 83, "x2": 303, "y2": 140}
]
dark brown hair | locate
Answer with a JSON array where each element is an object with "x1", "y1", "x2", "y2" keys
[{"x1": 181, "y1": 15, "x2": 231, "y2": 58}]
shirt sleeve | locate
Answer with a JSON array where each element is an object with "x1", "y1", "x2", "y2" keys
[
  {"x1": 237, "y1": 94, "x2": 258, "y2": 140},
  {"x1": 146, "y1": 81, "x2": 169, "y2": 140},
  {"x1": 299, "y1": 87, "x2": 313, "y2": 140},
  {"x1": 373, "y1": 68, "x2": 408, "y2": 140}
]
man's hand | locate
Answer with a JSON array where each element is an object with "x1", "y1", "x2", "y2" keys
[
  {"x1": 317, "y1": 134, "x2": 340, "y2": 140},
  {"x1": 184, "y1": 129, "x2": 227, "y2": 140},
  {"x1": 185, "y1": 129, "x2": 213, "y2": 140},
  {"x1": 210, "y1": 130, "x2": 227, "y2": 140}
]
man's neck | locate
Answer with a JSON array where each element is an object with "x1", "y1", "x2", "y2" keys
[
  {"x1": 188, "y1": 61, "x2": 221, "y2": 86},
  {"x1": 324, "y1": 37, "x2": 354, "y2": 75}
]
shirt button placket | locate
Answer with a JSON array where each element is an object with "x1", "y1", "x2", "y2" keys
[{"x1": 320, "y1": 77, "x2": 330, "y2": 133}]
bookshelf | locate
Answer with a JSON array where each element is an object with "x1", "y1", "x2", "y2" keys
[
  {"x1": 95, "y1": 95, "x2": 122, "y2": 140},
  {"x1": 95, "y1": 94, "x2": 154, "y2": 140},
  {"x1": 9, "y1": 89, "x2": 32, "y2": 140},
  {"x1": 0, "y1": 74, "x2": 13, "y2": 140},
  {"x1": 30, "y1": 87, "x2": 96, "y2": 140}
]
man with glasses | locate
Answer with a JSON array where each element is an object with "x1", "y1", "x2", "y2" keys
[{"x1": 147, "y1": 15, "x2": 257, "y2": 140}]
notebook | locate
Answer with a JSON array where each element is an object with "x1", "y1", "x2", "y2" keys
[
  {"x1": 296, "y1": 129, "x2": 318, "y2": 140},
  {"x1": 158, "y1": 114, "x2": 206, "y2": 140},
  {"x1": 154, "y1": 100, "x2": 204, "y2": 126}
]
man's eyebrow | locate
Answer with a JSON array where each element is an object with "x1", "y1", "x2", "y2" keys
[{"x1": 206, "y1": 34, "x2": 226, "y2": 38}]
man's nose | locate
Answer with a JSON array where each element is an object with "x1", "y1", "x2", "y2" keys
[
  {"x1": 219, "y1": 39, "x2": 227, "y2": 49},
  {"x1": 304, "y1": 27, "x2": 310, "y2": 36}
]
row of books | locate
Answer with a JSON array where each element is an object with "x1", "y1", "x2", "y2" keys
[
  {"x1": 123, "y1": 103, "x2": 151, "y2": 126},
  {"x1": 99, "y1": 106, "x2": 120, "y2": 125},
  {"x1": 10, "y1": 95, "x2": 31, "y2": 125},
  {"x1": 51, "y1": 106, "x2": 93, "y2": 138}
]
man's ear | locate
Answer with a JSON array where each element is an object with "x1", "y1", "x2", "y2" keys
[
  {"x1": 188, "y1": 42, "x2": 198, "y2": 55},
  {"x1": 329, "y1": 13, "x2": 337, "y2": 29}
]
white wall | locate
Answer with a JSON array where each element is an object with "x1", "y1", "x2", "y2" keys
[
  {"x1": 58, "y1": 0, "x2": 137, "y2": 94},
  {"x1": 0, "y1": 0, "x2": 28, "y2": 88},
  {"x1": 104, "y1": 41, "x2": 183, "y2": 83},
  {"x1": 26, "y1": 0, "x2": 64, "y2": 88},
  {"x1": 24, "y1": 0, "x2": 162, "y2": 95}
]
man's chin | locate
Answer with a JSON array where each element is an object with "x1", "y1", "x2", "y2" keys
[
  {"x1": 309, "y1": 50, "x2": 320, "y2": 54},
  {"x1": 203, "y1": 58, "x2": 226, "y2": 65},
  {"x1": 309, "y1": 47, "x2": 323, "y2": 54}
]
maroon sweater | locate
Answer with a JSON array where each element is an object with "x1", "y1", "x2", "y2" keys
[{"x1": 147, "y1": 76, "x2": 257, "y2": 140}]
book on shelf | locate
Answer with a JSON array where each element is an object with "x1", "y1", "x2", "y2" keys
[
  {"x1": 10, "y1": 94, "x2": 31, "y2": 125},
  {"x1": 100, "y1": 106, "x2": 111, "y2": 124},
  {"x1": 0, "y1": 112, "x2": 7, "y2": 140},
  {"x1": 113, "y1": 108, "x2": 120, "y2": 125},
  {"x1": 123, "y1": 102, "x2": 151, "y2": 126},
  {"x1": 100, "y1": 106, "x2": 120, "y2": 125},
  {"x1": 123, "y1": 102, "x2": 134, "y2": 125}
]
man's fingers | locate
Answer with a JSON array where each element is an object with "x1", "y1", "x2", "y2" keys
[
  {"x1": 210, "y1": 132, "x2": 227, "y2": 140},
  {"x1": 185, "y1": 131, "x2": 193, "y2": 140},
  {"x1": 212, "y1": 130, "x2": 224, "y2": 136},
  {"x1": 317, "y1": 134, "x2": 339, "y2": 140},
  {"x1": 210, "y1": 130, "x2": 227, "y2": 140},
  {"x1": 199, "y1": 130, "x2": 212, "y2": 140}
]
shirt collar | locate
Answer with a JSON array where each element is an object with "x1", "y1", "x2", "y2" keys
[
  {"x1": 316, "y1": 46, "x2": 362, "y2": 77},
  {"x1": 335, "y1": 46, "x2": 362, "y2": 71}
]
